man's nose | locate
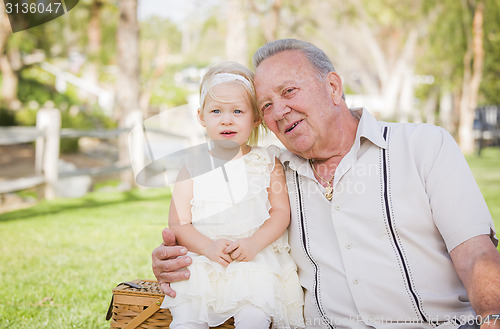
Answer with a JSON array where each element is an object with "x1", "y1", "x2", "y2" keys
[{"x1": 272, "y1": 100, "x2": 291, "y2": 120}]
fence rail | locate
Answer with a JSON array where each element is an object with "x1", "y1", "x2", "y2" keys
[{"x1": 0, "y1": 109, "x2": 132, "y2": 198}]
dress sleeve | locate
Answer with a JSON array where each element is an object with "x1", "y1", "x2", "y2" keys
[{"x1": 266, "y1": 144, "x2": 284, "y2": 172}]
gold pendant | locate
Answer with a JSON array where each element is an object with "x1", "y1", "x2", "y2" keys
[{"x1": 325, "y1": 185, "x2": 334, "y2": 201}]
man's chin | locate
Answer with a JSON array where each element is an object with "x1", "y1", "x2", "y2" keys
[{"x1": 282, "y1": 140, "x2": 315, "y2": 159}]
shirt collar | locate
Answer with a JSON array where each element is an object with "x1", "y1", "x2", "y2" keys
[
  {"x1": 279, "y1": 108, "x2": 388, "y2": 172},
  {"x1": 353, "y1": 107, "x2": 388, "y2": 150}
]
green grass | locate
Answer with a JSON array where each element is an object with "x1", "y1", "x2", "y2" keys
[
  {"x1": 0, "y1": 147, "x2": 499, "y2": 329},
  {"x1": 466, "y1": 148, "x2": 500, "y2": 231},
  {"x1": 0, "y1": 188, "x2": 171, "y2": 329}
]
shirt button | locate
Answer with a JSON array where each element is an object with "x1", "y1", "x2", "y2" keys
[
  {"x1": 353, "y1": 278, "x2": 359, "y2": 284},
  {"x1": 345, "y1": 243, "x2": 352, "y2": 249},
  {"x1": 334, "y1": 205, "x2": 341, "y2": 211}
]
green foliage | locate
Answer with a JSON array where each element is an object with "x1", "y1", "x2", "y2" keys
[
  {"x1": 149, "y1": 82, "x2": 190, "y2": 108},
  {"x1": 140, "y1": 17, "x2": 182, "y2": 53},
  {"x1": 480, "y1": 0, "x2": 500, "y2": 105},
  {"x1": 0, "y1": 107, "x2": 17, "y2": 126},
  {"x1": 419, "y1": 0, "x2": 468, "y2": 90},
  {"x1": 13, "y1": 108, "x2": 37, "y2": 126},
  {"x1": 17, "y1": 69, "x2": 80, "y2": 108},
  {"x1": 13, "y1": 63, "x2": 116, "y2": 152},
  {"x1": 419, "y1": 0, "x2": 500, "y2": 106}
]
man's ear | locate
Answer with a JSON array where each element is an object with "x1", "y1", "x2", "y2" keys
[
  {"x1": 327, "y1": 72, "x2": 344, "y2": 106},
  {"x1": 197, "y1": 108, "x2": 206, "y2": 127}
]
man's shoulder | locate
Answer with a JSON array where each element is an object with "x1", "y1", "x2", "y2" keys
[{"x1": 384, "y1": 121, "x2": 449, "y2": 143}]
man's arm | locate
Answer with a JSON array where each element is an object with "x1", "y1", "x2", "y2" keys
[
  {"x1": 450, "y1": 234, "x2": 500, "y2": 328},
  {"x1": 152, "y1": 228, "x2": 191, "y2": 297},
  {"x1": 152, "y1": 166, "x2": 195, "y2": 297}
]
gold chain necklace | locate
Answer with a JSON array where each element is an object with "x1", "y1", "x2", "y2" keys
[{"x1": 309, "y1": 159, "x2": 334, "y2": 201}]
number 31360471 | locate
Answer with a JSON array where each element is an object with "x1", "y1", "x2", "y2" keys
[{"x1": 5, "y1": 2, "x2": 62, "y2": 14}]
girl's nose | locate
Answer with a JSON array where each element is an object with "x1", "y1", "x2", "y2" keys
[{"x1": 221, "y1": 112, "x2": 233, "y2": 125}]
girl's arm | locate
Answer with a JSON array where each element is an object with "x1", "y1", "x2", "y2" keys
[
  {"x1": 225, "y1": 157, "x2": 290, "y2": 261},
  {"x1": 169, "y1": 167, "x2": 233, "y2": 267}
]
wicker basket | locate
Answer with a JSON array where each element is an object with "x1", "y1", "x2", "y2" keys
[{"x1": 107, "y1": 279, "x2": 234, "y2": 329}]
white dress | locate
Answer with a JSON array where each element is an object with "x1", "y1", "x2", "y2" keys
[{"x1": 162, "y1": 146, "x2": 305, "y2": 328}]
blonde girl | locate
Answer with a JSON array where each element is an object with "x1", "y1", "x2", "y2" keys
[{"x1": 162, "y1": 62, "x2": 304, "y2": 329}]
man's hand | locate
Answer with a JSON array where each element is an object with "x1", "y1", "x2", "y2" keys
[
  {"x1": 205, "y1": 239, "x2": 234, "y2": 267},
  {"x1": 152, "y1": 228, "x2": 192, "y2": 297},
  {"x1": 225, "y1": 237, "x2": 260, "y2": 262}
]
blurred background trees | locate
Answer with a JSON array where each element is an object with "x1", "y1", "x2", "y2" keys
[{"x1": 1, "y1": 0, "x2": 499, "y2": 154}]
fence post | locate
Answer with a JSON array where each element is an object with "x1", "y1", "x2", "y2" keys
[
  {"x1": 36, "y1": 108, "x2": 61, "y2": 200},
  {"x1": 127, "y1": 110, "x2": 144, "y2": 187}
]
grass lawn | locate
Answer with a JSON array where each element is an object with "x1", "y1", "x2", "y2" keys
[
  {"x1": 0, "y1": 147, "x2": 499, "y2": 329},
  {"x1": 0, "y1": 188, "x2": 171, "y2": 328}
]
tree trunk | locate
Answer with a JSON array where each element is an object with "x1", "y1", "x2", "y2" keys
[
  {"x1": 383, "y1": 29, "x2": 418, "y2": 121},
  {"x1": 0, "y1": 54, "x2": 18, "y2": 108},
  {"x1": 0, "y1": 5, "x2": 11, "y2": 54},
  {"x1": 458, "y1": 0, "x2": 485, "y2": 154},
  {"x1": 439, "y1": 91, "x2": 454, "y2": 133},
  {"x1": 225, "y1": 0, "x2": 248, "y2": 64},
  {"x1": 423, "y1": 87, "x2": 439, "y2": 125},
  {"x1": 139, "y1": 40, "x2": 169, "y2": 117},
  {"x1": 0, "y1": 8, "x2": 16, "y2": 109},
  {"x1": 116, "y1": 0, "x2": 141, "y2": 189},
  {"x1": 250, "y1": 0, "x2": 282, "y2": 43},
  {"x1": 82, "y1": 0, "x2": 103, "y2": 85}
]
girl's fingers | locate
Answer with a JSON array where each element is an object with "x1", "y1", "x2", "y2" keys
[
  {"x1": 230, "y1": 248, "x2": 241, "y2": 260},
  {"x1": 217, "y1": 256, "x2": 231, "y2": 267},
  {"x1": 224, "y1": 241, "x2": 239, "y2": 254},
  {"x1": 221, "y1": 253, "x2": 233, "y2": 264}
]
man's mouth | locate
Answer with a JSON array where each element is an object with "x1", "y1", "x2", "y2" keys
[{"x1": 285, "y1": 120, "x2": 302, "y2": 133}]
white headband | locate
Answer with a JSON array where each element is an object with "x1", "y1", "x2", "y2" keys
[{"x1": 200, "y1": 73, "x2": 254, "y2": 106}]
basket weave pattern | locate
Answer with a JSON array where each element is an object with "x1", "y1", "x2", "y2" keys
[{"x1": 108, "y1": 280, "x2": 234, "y2": 329}]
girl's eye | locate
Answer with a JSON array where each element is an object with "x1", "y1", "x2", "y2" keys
[
  {"x1": 212, "y1": 109, "x2": 220, "y2": 114},
  {"x1": 234, "y1": 109, "x2": 242, "y2": 114}
]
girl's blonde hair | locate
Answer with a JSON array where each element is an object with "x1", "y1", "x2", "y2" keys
[{"x1": 199, "y1": 62, "x2": 264, "y2": 146}]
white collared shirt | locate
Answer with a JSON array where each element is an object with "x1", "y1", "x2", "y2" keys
[{"x1": 279, "y1": 108, "x2": 497, "y2": 329}]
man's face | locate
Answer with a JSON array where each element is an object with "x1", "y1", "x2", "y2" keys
[{"x1": 254, "y1": 50, "x2": 342, "y2": 159}]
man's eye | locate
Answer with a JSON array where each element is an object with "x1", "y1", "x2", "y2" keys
[
  {"x1": 284, "y1": 87, "x2": 296, "y2": 95},
  {"x1": 261, "y1": 103, "x2": 272, "y2": 113}
]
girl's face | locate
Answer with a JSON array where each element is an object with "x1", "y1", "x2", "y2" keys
[{"x1": 198, "y1": 81, "x2": 260, "y2": 150}]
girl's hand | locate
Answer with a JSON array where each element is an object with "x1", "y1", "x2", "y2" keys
[
  {"x1": 205, "y1": 239, "x2": 234, "y2": 267},
  {"x1": 225, "y1": 237, "x2": 260, "y2": 262}
]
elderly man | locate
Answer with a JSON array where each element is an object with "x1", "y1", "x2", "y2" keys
[{"x1": 152, "y1": 39, "x2": 500, "y2": 329}]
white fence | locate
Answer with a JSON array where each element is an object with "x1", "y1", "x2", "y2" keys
[{"x1": 0, "y1": 109, "x2": 130, "y2": 199}]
